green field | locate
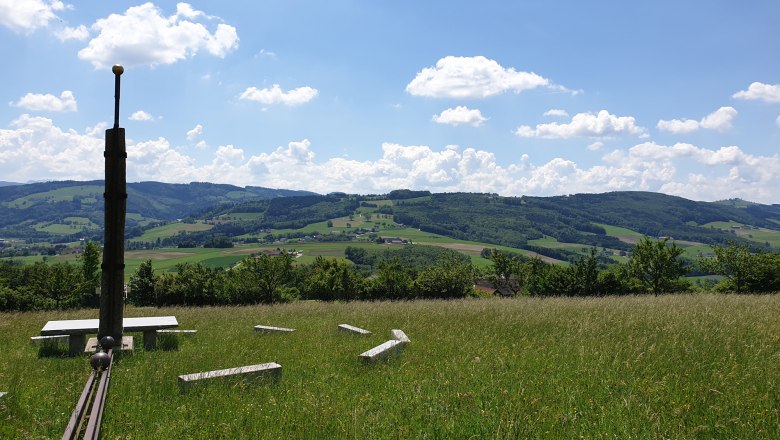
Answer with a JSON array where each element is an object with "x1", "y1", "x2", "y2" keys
[
  {"x1": 131, "y1": 221, "x2": 214, "y2": 242},
  {"x1": 3, "y1": 185, "x2": 103, "y2": 209},
  {"x1": 1, "y1": 294, "x2": 778, "y2": 438}
]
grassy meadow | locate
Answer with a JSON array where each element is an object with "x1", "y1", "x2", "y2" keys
[{"x1": 1, "y1": 294, "x2": 779, "y2": 438}]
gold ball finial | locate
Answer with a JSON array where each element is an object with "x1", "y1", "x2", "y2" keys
[{"x1": 112, "y1": 64, "x2": 124, "y2": 75}]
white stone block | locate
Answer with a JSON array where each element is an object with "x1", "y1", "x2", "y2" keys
[
  {"x1": 338, "y1": 324, "x2": 371, "y2": 335},
  {"x1": 390, "y1": 329, "x2": 410, "y2": 343},
  {"x1": 359, "y1": 340, "x2": 404, "y2": 363},
  {"x1": 254, "y1": 325, "x2": 295, "y2": 333},
  {"x1": 178, "y1": 362, "x2": 282, "y2": 392}
]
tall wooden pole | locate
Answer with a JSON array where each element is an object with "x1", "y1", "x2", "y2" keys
[{"x1": 98, "y1": 65, "x2": 126, "y2": 342}]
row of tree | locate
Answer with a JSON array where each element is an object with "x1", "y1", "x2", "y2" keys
[
  {"x1": 1, "y1": 239, "x2": 778, "y2": 312},
  {"x1": 0, "y1": 241, "x2": 101, "y2": 311}
]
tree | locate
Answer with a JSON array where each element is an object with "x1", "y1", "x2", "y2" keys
[
  {"x1": 414, "y1": 254, "x2": 477, "y2": 299},
  {"x1": 485, "y1": 249, "x2": 524, "y2": 295},
  {"x1": 301, "y1": 257, "x2": 364, "y2": 301},
  {"x1": 79, "y1": 241, "x2": 101, "y2": 307},
  {"x1": 628, "y1": 237, "x2": 688, "y2": 295},
  {"x1": 129, "y1": 259, "x2": 156, "y2": 306},
  {"x1": 700, "y1": 241, "x2": 780, "y2": 293},
  {"x1": 229, "y1": 252, "x2": 297, "y2": 304},
  {"x1": 366, "y1": 259, "x2": 415, "y2": 300}
]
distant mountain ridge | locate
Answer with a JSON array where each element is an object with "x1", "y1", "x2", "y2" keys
[
  {"x1": 2, "y1": 181, "x2": 780, "y2": 252},
  {"x1": 0, "y1": 180, "x2": 316, "y2": 240}
]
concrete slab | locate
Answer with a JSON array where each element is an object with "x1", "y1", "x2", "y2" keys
[
  {"x1": 84, "y1": 336, "x2": 134, "y2": 353},
  {"x1": 391, "y1": 329, "x2": 410, "y2": 343},
  {"x1": 254, "y1": 325, "x2": 295, "y2": 333},
  {"x1": 359, "y1": 339, "x2": 404, "y2": 363},
  {"x1": 178, "y1": 362, "x2": 282, "y2": 393},
  {"x1": 338, "y1": 324, "x2": 371, "y2": 335}
]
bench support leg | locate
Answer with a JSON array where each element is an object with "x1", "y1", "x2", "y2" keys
[
  {"x1": 143, "y1": 330, "x2": 156, "y2": 350},
  {"x1": 69, "y1": 334, "x2": 86, "y2": 356}
]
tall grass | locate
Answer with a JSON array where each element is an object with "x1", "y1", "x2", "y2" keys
[{"x1": 1, "y1": 294, "x2": 779, "y2": 438}]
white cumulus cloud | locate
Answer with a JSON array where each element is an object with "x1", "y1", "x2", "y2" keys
[
  {"x1": 406, "y1": 56, "x2": 568, "y2": 99},
  {"x1": 128, "y1": 110, "x2": 154, "y2": 121},
  {"x1": 239, "y1": 84, "x2": 318, "y2": 106},
  {"x1": 544, "y1": 109, "x2": 569, "y2": 118},
  {"x1": 515, "y1": 110, "x2": 645, "y2": 139},
  {"x1": 432, "y1": 106, "x2": 487, "y2": 127},
  {"x1": 3, "y1": 116, "x2": 779, "y2": 204},
  {"x1": 10, "y1": 90, "x2": 77, "y2": 112},
  {"x1": 186, "y1": 124, "x2": 203, "y2": 140},
  {"x1": 55, "y1": 24, "x2": 89, "y2": 41},
  {"x1": 657, "y1": 106, "x2": 737, "y2": 134},
  {"x1": 732, "y1": 82, "x2": 780, "y2": 103},
  {"x1": 0, "y1": 0, "x2": 65, "y2": 32},
  {"x1": 77, "y1": 2, "x2": 239, "y2": 69}
]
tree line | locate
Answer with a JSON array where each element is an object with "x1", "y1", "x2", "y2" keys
[{"x1": 1, "y1": 239, "x2": 779, "y2": 312}]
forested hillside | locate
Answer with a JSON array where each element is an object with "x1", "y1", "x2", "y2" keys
[
  {"x1": 0, "y1": 180, "x2": 315, "y2": 241},
  {"x1": 392, "y1": 192, "x2": 780, "y2": 250}
]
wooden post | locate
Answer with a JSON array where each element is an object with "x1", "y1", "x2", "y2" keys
[{"x1": 99, "y1": 65, "x2": 125, "y2": 342}]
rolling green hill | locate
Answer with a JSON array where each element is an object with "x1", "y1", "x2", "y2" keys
[
  {"x1": 0, "y1": 181, "x2": 315, "y2": 241},
  {"x1": 2, "y1": 182, "x2": 780, "y2": 261}
]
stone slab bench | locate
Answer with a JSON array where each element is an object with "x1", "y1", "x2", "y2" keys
[
  {"x1": 391, "y1": 329, "x2": 410, "y2": 343},
  {"x1": 338, "y1": 324, "x2": 371, "y2": 335},
  {"x1": 178, "y1": 362, "x2": 282, "y2": 393},
  {"x1": 254, "y1": 325, "x2": 295, "y2": 333},
  {"x1": 41, "y1": 316, "x2": 178, "y2": 354},
  {"x1": 359, "y1": 339, "x2": 404, "y2": 363}
]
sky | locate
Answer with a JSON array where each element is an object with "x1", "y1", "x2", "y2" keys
[{"x1": 1, "y1": 1, "x2": 779, "y2": 203}]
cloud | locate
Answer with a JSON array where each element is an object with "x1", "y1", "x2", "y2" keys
[
  {"x1": 186, "y1": 124, "x2": 203, "y2": 140},
  {"x1": 587, "y1": 141, "x2": 603, "y2": 151},
  {"x1": 777, "y1": 115, "x2": 780, "y2": 127},
  {"x1": 406, "y1": 56, "x2": 570, "y2": 99},
  {"x1": 3, "y1": 116, "x2": 779, "y2": 204},
  {"x1": 77, "y1": 2, "x2": 238, "y2": 69},
  {"x1": 55, "y1": 24, "x2": 89, "y2": 41},
  {"x1": 515, "y1": 110, "x2": 645, "y2": 139},
  {"x1": 239, "y1": 84, "x2": 318, "y2": 106},
  {"x1": 0, "y1": 114, "x2": 103, "y2": 181},
  {"x1": 657, "y1": 106, "x2": 737, "y2": 133},
  {"x1": 0, "y1": 0, "x2": 66, "y2": 32},
  {"x1": 432, "y1": 106, "x2": 487, "y2": 127},
  {"x1": 732, "y1": 82, "x2": 780, "y2": 103},
  {"x1": 544, "y1": 109, "x2": 569, "y2": 118},
  {"x1": 128, "y1": 110, "x2": 155, "y2": 122},
  {"x1": 10, "y1": 90, "x2": 77, "y2": 112}
]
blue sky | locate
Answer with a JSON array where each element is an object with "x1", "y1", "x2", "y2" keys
[{"x1": 1, "y1": 1, "x2": 779, "y2": 203}]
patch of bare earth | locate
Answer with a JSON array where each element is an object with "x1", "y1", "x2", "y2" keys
[{"x1": 126, "y1": 251, "x2": 195, "y2": 260}]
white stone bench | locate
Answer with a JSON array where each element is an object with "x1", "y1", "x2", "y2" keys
[
  {"x1": 338, "y1": 324, "x2": 371, "y2": 335},
  {"x1": 391, "y1": 329, "x2": 410, "y2": 343},
  {"x1": 254, "y1": 325, "x2": 295, "y2": 333},
  {"x1": 178, "y1": 362, "x2": 282, "y2": 392},
  {"x1": 40, "y1": 316, "x2": 178, "y2": 353},
  {"x1": 359, "y1": 340, "x2": 404, "y2": 363}
]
